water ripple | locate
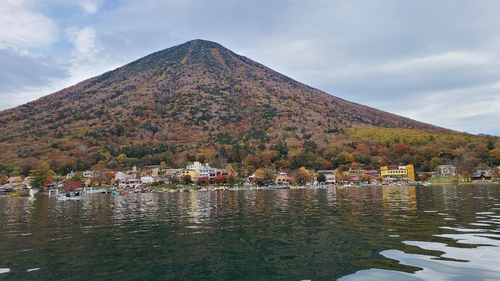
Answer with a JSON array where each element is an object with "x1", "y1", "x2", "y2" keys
[{"x1": 1, "y1": 185, "x2": 499, "y2": 280}]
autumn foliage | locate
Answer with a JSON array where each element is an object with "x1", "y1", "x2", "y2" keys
[
  {"x1": 64, "y1": 181, "x2": 82, "y2": 191},
  {"x1": 0, "y1": 40, "x2": 498, "y2": 181}
]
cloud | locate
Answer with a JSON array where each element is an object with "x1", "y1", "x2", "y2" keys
[
  {"x1": 0, "y1": 0, "x2": 57, "y2": 49},
  {"x1": 78, "y1": 0, "x2": 102, "y2": 14},
  {"x1": 0, "y1": 48, "x2": 67, "y2": 94},
  {"x1": 94, "y1": 0, "x2": 298, "y2": 64},
  {"x1": 64, "y1": 26, "x2": 112, "y2": 85},
  {"x1": 0, "y1": 47, "x2": 68, "y2": 111},
  {"x1": 310, "y1": 50, "x2": 500, "y2": 135},
  {"x1": 67, "y1": 26, "x2": 99, "y2": 62},
  {"x1": 0, "y1": 0, "x2": 64, "y2": 111},
  {"x1": 359, "y1": 79, "x2": 500, "y2": 135}
]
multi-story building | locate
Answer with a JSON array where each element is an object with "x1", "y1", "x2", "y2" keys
[
  {"x1": 181, "y1": 161, "x2": 203, "y2": 180},
  {"x1": 115, "y1": 171, "x2": 134, "y2": 181},
  {"x1": 199, "y1": 164, "x2": 217, "y2": 179},
  {"x1": 181, "y1": 162, "x2": 236, "y2": 182},
  {"x1": 317, "y1": 170, "x2": 336, "y2": 183},
  {"x1": 275, "y1": 172, "x2": 291, "y2": 185},
  {"x1": 363, "y1": 170, "x2": 380, "y2": 180},
  {"x1": 436, "y1": 165, "x2": 456, "y2": 177},
  {"x1": 380, "y1": 165, "x2": 415, "y2": 182}
]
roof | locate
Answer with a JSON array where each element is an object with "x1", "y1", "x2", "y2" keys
[
  {"x1": 472, "y1": 171, "x2": 491, "y2": 177},
  {"x1": 317, "y1": 170, "x2": 334, "y2": 173}
]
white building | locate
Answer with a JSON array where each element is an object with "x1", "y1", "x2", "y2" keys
[
  {"x1": 186, "y1": 161, "x2": 203, "y2": 172},
  {"x1": 115, "y1": 171, "x2": 134, "y2": 181},
  {"x1": 181, "y1": 162, "x2": 218, "y2": 180},
  {"x1": 198, "y1": 164, "x2": 216, "y2": 179},
  {"x1": 118, "y1": 179, "x2": 142, "y2": 189},
  {"x1": 436, "y1": 165, "x2": 456, "y2": 177},
  {"x1": 141, "y1": 176, "x2": 155, "y2": 185},
  {"x1": 317, "y1": 170, "x2": 336, "y2": 183}
]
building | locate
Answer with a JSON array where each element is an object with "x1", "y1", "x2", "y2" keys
[
  {"x1": 151, "y1": 168, "x2": 159, "y2": 177},
  {"x1": 181, "y1": 161, "x2": 203, "y2": 180},
  {"x1": 317, "y1": 170, "x2": 336, "y2": 183},
  {"x1": 471, "y1": 170, "x2": 492, "y2": 182},
  {"x1": 198, "y1": 164, "x2": 217, "y2": 180},
  {"x1": 115, "y1": 171, "x2": 135, "y2": 181},
  {"x1": 436, "y1": 165, "x2": 456, "y2": 177},
  {"x1": 363, "y1": 170, "x2": 380, "y2": 180},
  {"x1": 275, "y1": 172, "x2": 291, "y2": 185},
  {"x1": 163, "y1": 169, "x2": 182, "y2": 183},
  {"x1": 180, "y1": 162, "x2": 236, "y2": 182},
  {"x1": 141, "y1": 176, "x2": 155, "y2": 185},
  {"x1": 118, "y1": 179, "x2": 142, "y2": 189},
  {"x1": 8, "y1": 176, "x2": 22, "y2": 184},
  {"x1": 380, "y1": 165, "x2": 415, "y2": 182}
]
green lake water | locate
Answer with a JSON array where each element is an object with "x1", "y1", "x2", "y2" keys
[{"x1": 1, "y1": 185, "x2": 499, "y2": 280}]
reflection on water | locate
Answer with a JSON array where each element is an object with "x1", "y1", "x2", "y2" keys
[
  {"x1": 341, "y1": 185, "x2": 500, "y2": 281},
  {"x1": 0, "y1": 185, "x2": 499, "y2": 280}
]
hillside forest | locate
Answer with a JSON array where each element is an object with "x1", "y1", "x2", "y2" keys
[
  {"x1": 0, "y1": 40, "x2": 499, "y2": 183},
  {"x1": 1, "y1": 126, "x2": 499, "y2": 184}
]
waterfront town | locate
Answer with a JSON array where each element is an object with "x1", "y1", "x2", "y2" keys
[{"x1": 1, "y1": 161, "x2": 499, "y2": 196}]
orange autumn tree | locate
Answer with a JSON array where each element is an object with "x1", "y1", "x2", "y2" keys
[{"x1": 29, "y1": 161, "x2": 56, "y2": 191}]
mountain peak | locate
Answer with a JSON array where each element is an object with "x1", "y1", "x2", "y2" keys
[
  {"x1": 183, "y1": 38, "x2": 226, "y2": 48},
  {"x1": 0, "y1": 39, "x2": 456, "y2": 173},
  {"x1": 116, "y1": 38, "x2": 239, "y2": 80}
]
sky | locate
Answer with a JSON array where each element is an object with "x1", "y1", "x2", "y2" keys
[{"x1": 1, "y1": 0, "x2": 500, "y2": 136}]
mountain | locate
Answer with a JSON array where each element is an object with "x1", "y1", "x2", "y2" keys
[{"x1": 0, "y1": 39, "x2": 473, "y2": 174}]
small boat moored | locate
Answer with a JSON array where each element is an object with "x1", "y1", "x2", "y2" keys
[{"x1": 57, "y1": 191, "x2": 85, "y2": 201}]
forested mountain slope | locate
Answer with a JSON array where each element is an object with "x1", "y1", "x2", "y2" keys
[{"x1": 0, "y1": 39, "x2": 497, "y2": 176}]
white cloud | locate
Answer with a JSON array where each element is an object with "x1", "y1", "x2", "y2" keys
[
  {"x1": 63, "y1": 26, "x2": 117, "y2": 88},
  {"x1": 2, "y1": 87, "x2": 56, "y2": 111},
  {"x1": 0, "y1": 0, "x2": 57, "y2": 49},
  {"x1": 380, "y1": 83, "x2": 500, "y2": 135},
  {"x1": 377, "y1": 52, "x2": 492, "y2": 74},
  {"x1": 67, "y1": 26, "x2": 99, "y2": 62},
  {"x1": 78, "y1": 0, "x2": 101, "y2": 14}
]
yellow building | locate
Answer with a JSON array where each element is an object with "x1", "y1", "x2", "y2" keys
[
  {"x1": 274, "y1": 172, "x2": 290, "y2": 185},
  {"x1": 380, "y1": 165, "x2": 415, "y2": 182},
  {"x1": 181, "y1": 169, "x2": 198, "y2": 180},
  {"x1": 180, "y1": 161, "x2": 204, "y2": 180}
]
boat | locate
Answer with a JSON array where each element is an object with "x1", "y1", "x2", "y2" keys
[
  {"x1": 120, "y1": 190, "x2": 130, "y2": 195},
  {"x1": 57, "y1": 192, "x2": 85, "y2": 201}
]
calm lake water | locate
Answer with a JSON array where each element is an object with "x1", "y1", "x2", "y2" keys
[{"x1": 1, "y1": 185, "x2": 499, "y2": 280}]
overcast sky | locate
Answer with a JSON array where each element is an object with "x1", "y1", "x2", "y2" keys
[{"x1": 1, "y1": 0, "x2": 500, "y2": 136}]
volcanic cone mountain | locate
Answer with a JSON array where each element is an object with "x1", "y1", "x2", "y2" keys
[{"x1": 0, "y1": 39, "x2": 453, "y2": 170}]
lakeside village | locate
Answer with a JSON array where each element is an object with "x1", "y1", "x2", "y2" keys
[{"x1": 1, "y1": 160, "x2": 499, "y2": 198}]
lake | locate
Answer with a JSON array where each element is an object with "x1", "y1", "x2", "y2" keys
[{"x1": 1, "y1": 184, "x2": 499, "y2": 280}]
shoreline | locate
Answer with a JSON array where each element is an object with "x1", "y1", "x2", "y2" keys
[{"x1": 2, "y1": 182, "x2": 500, "y2": 199}]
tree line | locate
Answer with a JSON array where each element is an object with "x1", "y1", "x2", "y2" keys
[{"x1": 1, "y1": 128, "x2": 499, "y2": 184}]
